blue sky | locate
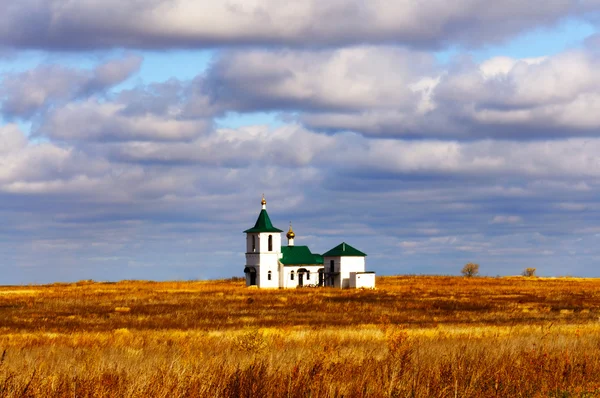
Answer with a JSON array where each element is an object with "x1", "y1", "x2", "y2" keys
[{"x1": 1, "y1": 1, "x2": 600, "y2": 283}]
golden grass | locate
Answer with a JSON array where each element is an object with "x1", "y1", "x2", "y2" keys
[{"x1": 1, "y1": 276, "x2": 600, "y2": 396}]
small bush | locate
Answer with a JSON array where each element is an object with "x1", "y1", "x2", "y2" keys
[
  {"x1": 522, "y1": 268, "x2": 537, "y2": 277},
  {"x1": 461, "y1": 262, "x2": 480, "y2": 277}
]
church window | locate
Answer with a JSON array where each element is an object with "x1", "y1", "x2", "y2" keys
[
  {"x1": 268, "y1": 235, "x2": 273, "y2": 251},
  {"x1": 252, "y1": 236, "x2": 256, "y2": 252},
  {"x1": 268, "y1": 271, "x2": 272, "y2": 281},
  {"x1": 330, "y1": 260, "x2": 334, "y2": 273},
  {"x1": 290, "y1": 271, "x2": 294, "y2": 280},
  {"x1": 306, "y1": 271, "x2": 310, "y2": 280}
]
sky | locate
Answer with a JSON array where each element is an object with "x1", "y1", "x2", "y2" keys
[{"x1": 1, "y1": 1, "x2": 600, "y2": 284}]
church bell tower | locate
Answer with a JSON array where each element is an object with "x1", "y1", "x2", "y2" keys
[{"x1": 243, "y1": 195, "x2": 282, "y2": 288}]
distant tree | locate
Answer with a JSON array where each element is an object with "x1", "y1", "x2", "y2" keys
[
  {"x1": 461, "y1": 263, "x2": 479, "y2": 277},
  {"x1": 522, "y1": 268, "x2": 536, "y2": 277}
]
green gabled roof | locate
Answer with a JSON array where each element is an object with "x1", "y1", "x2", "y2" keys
[
  {"x1": 243, "y1": 209, "x2": 283, "y2": 233},
  {"x1": 280, "y1": 246, "x2": 324, "y2": 265},
  {"x1": 322, "y1": 242, "x2": 367, "y2": 257}
]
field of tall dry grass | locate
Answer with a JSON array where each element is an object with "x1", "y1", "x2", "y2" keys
[{"x1": 1, "y1": 275, "x2": 600, "y2": 397}]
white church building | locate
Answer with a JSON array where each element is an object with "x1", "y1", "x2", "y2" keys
[{"x1": 243, "y1": 196, "x2": 376, "y2": 289}]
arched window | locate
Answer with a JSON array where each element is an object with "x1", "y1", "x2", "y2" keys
[
  {"x1": 268, "y1": 235, "x2": 273, "y2": 251},
  {"x1": 290, "y1": 271, "x2": 294, "y2": 280},
  {"x1": 268, "y1": 271, "x2": 272, "y2": 281},
  {"x1": 252, "y1": 235, "x2": 256, "y2": 252},
  {"x1": 306, "y1": 271, "x2": 310, "y2": 280}
]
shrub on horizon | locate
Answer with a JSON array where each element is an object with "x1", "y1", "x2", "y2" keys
[
  {"x1": 461, "y1": 262, "x2": 480, "y2": 277},
  {"x1": 522, "y1": 268, "x2": 537, "y2": 277}
]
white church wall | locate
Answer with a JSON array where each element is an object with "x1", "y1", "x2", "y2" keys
[
  {"x1": 257, "y1": 233, "x2": 281, "y2": 253},
  {"x1": 283, "y1": 267, "x2": 297, "y2": 289},
  {"x1": 339, "y1": 257, "x2": 366, "y2": 288},
  {"x1": 281, "y1": 265, "x2": 322, "y2": 288},
  {"x1": 350, "y1": 272, "x2": 376, "y2": 289},
  {"x1": 299, "y1": 266, "x2": 320, "y2": 286},
  {"x1": 256, "y1": 253, "x2": 280, "y2": 288},
  {"x1": 278, "y1": 262, "x2": 284, "y2": 288},
  {"x1": 258, "y1": 267, "x2": 279, "y2": 289}
]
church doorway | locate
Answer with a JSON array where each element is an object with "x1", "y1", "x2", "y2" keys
[
  {"x1": 244, "y1": 267, "x2": 257, "y2": 286},
  {"x1": 297, "y1": 268, "x2": 308, "y2": 287},
  {"x1": 318, "y1": 268, "x2": 324, "y2": 287}
]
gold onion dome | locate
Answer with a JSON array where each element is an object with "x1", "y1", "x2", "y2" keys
[
  {"x1": 261, "y1": 195, "x2": 267, "y2": 206},
  {"x1": 286, "y1": 223, "x2": 295, "y2": 239}
]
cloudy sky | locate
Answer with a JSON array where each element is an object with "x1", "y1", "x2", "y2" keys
[{"x1": 1, "y1": 1, "x2": 600, "y2": 283}]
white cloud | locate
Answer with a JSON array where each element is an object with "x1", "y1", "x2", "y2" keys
[
  {"x1": 479, "y1": 56, "x2": 546, "y2": 78},
  {"x1": 40, "y1": 100, "x2": 208, "y2": 142},
  {"x1": 0, "y1": 124, "x2": 110, "y2": 191},
  {"x1": 206, "y1": 47, "x2": 434, "y2": 113},
  {"x1": 199, "y1": 46, "x2": 600, "y2": 139},
  {"x1": 62, "y1": 121, "x2": 600, "y2": 180},
  {"x1": 109, "y1": 124, "x2": 335, "y2": 167},
  {"x1": 0, "y1": 124, "x2": 28, "y2": 154},
  {"x1": 433, "y1": 50, "x2": 600, "y2": 135}
]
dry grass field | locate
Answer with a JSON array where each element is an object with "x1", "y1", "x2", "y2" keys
[{"x1": 1, "y1": 275, "x2": 600, "y2": 397}]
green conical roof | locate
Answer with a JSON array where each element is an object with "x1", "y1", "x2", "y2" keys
[
  {"x1": 322, "y1": 242, "x2": 367, "y2": 257},
  {"x1": 244, "y1": 209, "x2": 283, "y2": 233}
]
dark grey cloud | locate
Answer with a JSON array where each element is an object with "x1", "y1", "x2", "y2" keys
[
  {"x1": 0, "y1": 0, "x2": 596, "y2": 50},
  {"x1": 0, "y1": 55, "x2": 142, "y2": 119}
]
